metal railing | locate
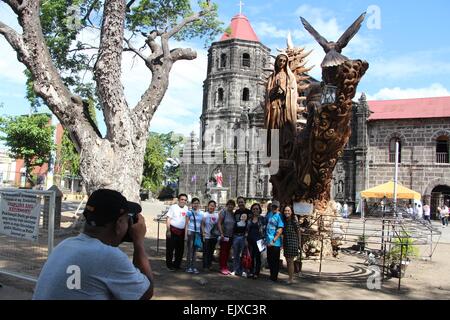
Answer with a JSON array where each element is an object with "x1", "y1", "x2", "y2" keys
[
  {"x1": 298, "y1": 210, "x2": 441, "y2": 291},
  {"x1": 436, "y1": 152, "x2": 449, "y2": 164}
]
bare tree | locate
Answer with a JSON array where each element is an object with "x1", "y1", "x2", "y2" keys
[{"x1": 0, "y1": 0, "x2": 219, "y2": 200}]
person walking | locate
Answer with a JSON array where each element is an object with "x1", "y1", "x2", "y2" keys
[
  {"x1": 166, "y1": 194, "x2": 189, "y2": 271},
  {"x1": 282, "y1": 205, "x2": 301, "y2": 285},
  {"x1": 185, "y1": 198, "x2": 204, "y2": 274},
  {"x1": 423, "y1": 202, "x2": 431, "y2": 223},
  {"x1": 244, "y1": 203, "x2": 266, "y2": 279},
  {"x1": 265, "y1": 200, "x2": 284, "y2": 282},
  {"x1": 342, "y1": 202, "x2": 349, "y2": 218},
  {"x1": 440, "y1": 205, "x2": 449, "y2": 227},
  {"x1": 413, "y1": 203, "x2": 419, "y2": 220},
  {"x1": 407, "y1": 204, "x2": 413, "y2": 218},
  {"x1": 217, "y1": 199, "x2": 236, "y2": 275},
  {"x1": 202, "y1": 200, "x2": 219, "y2": 270}
]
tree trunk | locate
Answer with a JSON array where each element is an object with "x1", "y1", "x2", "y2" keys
[{"x1": 79, "y1": 120, "x2": 147, "y2": 203}]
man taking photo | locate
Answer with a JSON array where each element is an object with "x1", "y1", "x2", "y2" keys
[{"x1": 33, "y1": 189, "x2": 153, "y2": 300}]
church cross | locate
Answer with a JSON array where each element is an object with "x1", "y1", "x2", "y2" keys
[{"x1": 238, "y1": 1, "x2": 244, "y2": 15}]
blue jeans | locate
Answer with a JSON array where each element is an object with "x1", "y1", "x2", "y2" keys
[{"x1": 232, "y1": 235, "x2": 245, "y2": 274}]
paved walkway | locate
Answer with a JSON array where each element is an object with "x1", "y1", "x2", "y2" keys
[{"x1": 1, "y1": 200, "x2": 449, "y2": 299}]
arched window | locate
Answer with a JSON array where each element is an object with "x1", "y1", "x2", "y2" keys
[
  {"x1": 436, "y1": 135, "x2": 449, "y2": 163},
  {"x1": 220, "y1": 53, "x2": 227, "y2": 68},
  {"x1": 218, "y1": 88, "x2": 224, "y2": 103},
  {"x1": 242, "y1": 53, "x2": 250, "y2": 67},
  {"x1": 242, "y1": 88, "x2": 250, "y2": 101},
  {"x1": 389, "y1": 138, "x2": 402, "y2": 163}
]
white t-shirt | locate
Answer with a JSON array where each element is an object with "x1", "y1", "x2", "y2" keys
[
  {"x1": 167, "y1": 203, "x2": 188, "y2": 229},
  {"x1": 423, "y1": 205, "x2": 431, "y2": 216},
  {"x1": 33, "y1": 233, "x2": 150, "y2": 300},
  {"x1": 417, "y1": 205, "x2": 423, "y2": 218},
  {"x1": 203, "y1": 212, "x2": 219, "y2": 239}
]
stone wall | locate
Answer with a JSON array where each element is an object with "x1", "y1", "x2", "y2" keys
[{"x1": 366, "y1": 118, "x2": 450, "y2": 197}]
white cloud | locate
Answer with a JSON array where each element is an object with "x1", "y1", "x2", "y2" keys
[
  {"x1": 369, "y1": 51, "x2": 450, "y2": 80},
  {"x1": 366, "y1": 83, "x2": 450, "y2": 101},
  {"x1": 295, "y1": 4, "x2": 333, "y2": 22}
]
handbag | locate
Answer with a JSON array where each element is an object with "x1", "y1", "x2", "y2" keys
[
  {"x1": 194, "y1": 232, "x2": 203, "y2": 249},
  {"x1": 192, "y1": 211, "x2": 203, "y2": 249},
  {"x1": 241, "y1": 247, "x2": 252, "y2": 270}
]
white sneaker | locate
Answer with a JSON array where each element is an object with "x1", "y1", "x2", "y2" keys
[
  {"x1": 186, "y1": 268, "x2": 193, "y2": 273},
  {"x1": 230, "y1": 271, "x2": 236, "y2": 276},
  {"x1": 192, "y1": 268, "x2": 200, "y2": 274},
  {"x1": 242, "y1": 272, "x2": 247, "y2": 277}
]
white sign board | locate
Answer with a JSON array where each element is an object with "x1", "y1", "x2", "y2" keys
[
  {"x1": 293, "y1": 201, "x2": 314, "y2": 216},
  {"x1": 0, "y1": 192, "x2": 41, "y2": 241}
]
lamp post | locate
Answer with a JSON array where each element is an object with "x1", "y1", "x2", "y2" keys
[
  {"x1": 320, "y1": 84, "x2": 338, "y2": 105},
  {"x1": 393, "y1": 140, "x2": 399, "y2": 214}
]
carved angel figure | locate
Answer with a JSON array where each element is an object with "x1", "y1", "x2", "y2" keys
[{"x1": 300, "y1": 12, "x2": 366, "y2": 68}]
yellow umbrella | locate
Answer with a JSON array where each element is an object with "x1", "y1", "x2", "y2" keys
[{"x1": 360, "y1": 181, "x2": 421, "y2": 200}]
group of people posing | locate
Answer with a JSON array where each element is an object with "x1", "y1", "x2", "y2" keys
[{"x1": 165, "y1": 194, "x2": 302, "y2": 284}]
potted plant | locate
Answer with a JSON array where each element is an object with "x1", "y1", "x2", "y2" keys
[
  {"x1": 357, "y1": 235, "x2": 367, "y2": 252},
  {"x1": 387, "y1": 232, "x2": 419, "y2": 278}
]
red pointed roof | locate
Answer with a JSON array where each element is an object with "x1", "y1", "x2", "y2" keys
[
  {"x1": 220, "y1": 14, "x2": 259, "y2": 42},
  {"x1": 368, "y1": 96, "x2": 450, "y2": 121}
]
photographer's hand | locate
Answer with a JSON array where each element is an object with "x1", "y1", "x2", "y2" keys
[
  {"x1": 130, "y1": 214, "x2": 154, "y2": 299},
  {"x1": 130, "y1": 213, "x2": 147, "y2": 244}
]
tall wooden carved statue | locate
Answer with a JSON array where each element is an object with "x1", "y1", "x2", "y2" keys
[{"x1": 264, "y1": 13, "x2": 369, "y2": 256}]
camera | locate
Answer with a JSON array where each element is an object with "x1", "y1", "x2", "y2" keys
[{"x1": 122, "y1": 212, "x2": 139, "y2": 242}]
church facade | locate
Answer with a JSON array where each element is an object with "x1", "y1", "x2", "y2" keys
[{"x1": 179, "y1": 14, "x2": 450, "y2": 213}]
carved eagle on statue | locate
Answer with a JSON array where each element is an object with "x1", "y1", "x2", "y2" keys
[{"x1": 300, "y1": 12, "x2": 366, "y2": 68}]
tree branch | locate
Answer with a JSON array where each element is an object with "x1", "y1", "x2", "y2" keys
[
  {"x1": 161, "y1": 34, "x2": 170, "y2": 58},
  {"x1": 170, "y1": 48, "x2": 197, "y2": 62},
  {"x1": 67, "y1": 44, "x2": 99, "y2": 53},
  {"x1": 126, "y1": 0, "x2": 136, "y2": 11},
  {"x1": 4, "y1": 0, "x2": 27, "y2": 15},
  {"x1": 0, "y1": 21, "x2": 29, "y2": 62},
  {"x1": 144, "y1": 31, "x2": 161, "y2": 55},
  {"x1": 123, "y1": 37, "x2": 148, "y2": 63},
  {"x1": 94, "y1": 0, "x2": 129, "y2": 142},
  {"x1": 165, "y1": 5, "x2": 212, "y2": 40},
  {"x1": 132, "y1": 4, "x2": 214, "y2": 132},
  {"x1": 82, "y1": 0, "x2": 100, "y2": 27}
]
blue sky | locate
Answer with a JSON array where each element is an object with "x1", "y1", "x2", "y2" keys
[{"x1": 1, "y1": 0, "x2": 450, "y2": 137}]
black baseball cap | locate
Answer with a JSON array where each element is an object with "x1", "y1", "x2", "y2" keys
[{"x1": 83, "y1": 189, "x2": 142, "y2": 227}]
